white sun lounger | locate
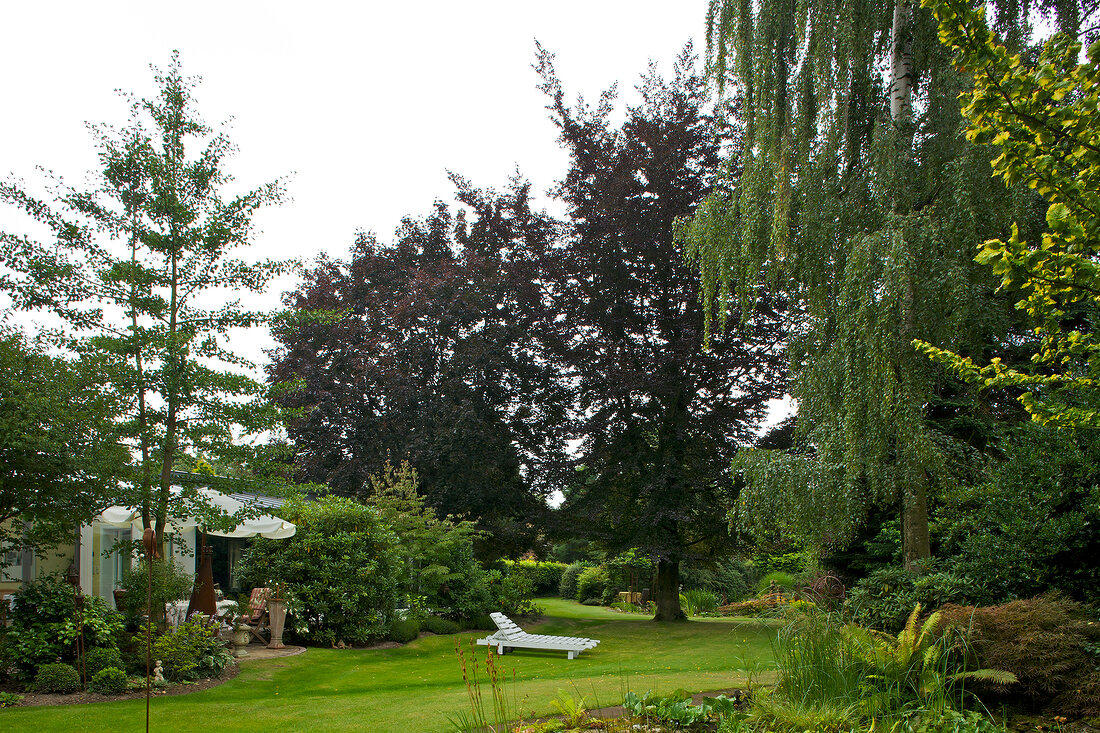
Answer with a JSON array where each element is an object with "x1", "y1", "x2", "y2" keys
[{"x1": 476, "y1": 612, "x2": 600, "y2": 660}]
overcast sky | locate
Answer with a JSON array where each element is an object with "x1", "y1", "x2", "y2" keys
[{"x1": 2, "y1": 0, "x2": 713, "y2": 357}]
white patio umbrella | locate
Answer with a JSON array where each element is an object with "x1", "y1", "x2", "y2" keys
[{"x1": 96, "y1": 485, "x2": 296, "y2": 539}]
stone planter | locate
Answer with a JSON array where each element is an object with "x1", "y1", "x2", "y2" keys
[
  {"x1": 232, "y1": 628, "x2": 251, "y2": 657},
  {"x1": 266, "y1": 598, "x2": 288, "y2": 649}
]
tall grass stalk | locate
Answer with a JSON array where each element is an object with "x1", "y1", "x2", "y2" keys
[{"x1": 450, "y1": 640, "x2": 517, "y2": 732}]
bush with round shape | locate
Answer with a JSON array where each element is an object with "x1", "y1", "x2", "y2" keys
[
  {"x1": 422, "y1": 616, "x2": 460, "y2": 635},
  {"x1": 574, "y1": 566, "x2": 608, "y2": 604},
  {"x1": 390, "y1": 618, "x2": 420, "y2": 643},
  {"x1": 755, "y1": 571, "x2": 797, "y2": 596},
  {"x1": 88, "y1": 667, "x2": 128, "y2": 695},
  {"x1": 237, "y1": 496, "x2": 401, "y2": 645},
  {"x1": 147, "y1": 618, "x2": 233, "y2": 682},
  {"x1": 83, "y1": 646, "x2": 125, "y2": 680},
  {"x1": 34, "y1": 663, "x2": 81, "y2": 693},
  {"x1": 559, "y1": 562, "x2": 591, "y2": 600}
]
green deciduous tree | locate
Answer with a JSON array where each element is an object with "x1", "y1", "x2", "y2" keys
[
  {"x1": 0, "y1": 333, "x2": 127, "y2": 562},
  {"x1": 916, "y1": 0, "x2": 1100, "y2": 429},
  {"x1": 682, "y1": 0, "x2": 1051, "y2": 566},
  {"x1": 1, "y1": 53, "x2": 293, "y2": 546}
]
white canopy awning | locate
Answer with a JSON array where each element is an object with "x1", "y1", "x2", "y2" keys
[{"x1": 97, "y1": 486, "x2": 296, "y2": 539}]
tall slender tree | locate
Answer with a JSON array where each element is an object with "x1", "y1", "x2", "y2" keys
[
  {"x1": 541, "y1": 47, "x2": 786, "y2": 620},
  {"x1": 1, "y1": 53, "x2": 292, "y2": 546},
  {"x1": 680, "y1": 0, "x2": 1055, "y2": 565}
]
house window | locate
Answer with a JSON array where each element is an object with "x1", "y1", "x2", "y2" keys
[{"x1": 1, "y1": 549, "x2": 23, "y2": 583}]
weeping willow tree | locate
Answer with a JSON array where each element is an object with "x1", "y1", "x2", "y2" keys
[{"x1": 679, "y1": 0, "x2": 1081, "y2": 565}]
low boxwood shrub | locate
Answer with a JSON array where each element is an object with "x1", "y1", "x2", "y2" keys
[
  {"x1": 390, "y1": 618, "x2": 420, "y2": 643},
  {"x1": 88, "y1": 667, "x2": 128, "y2": 695},
  {"x1": 462, "y1": 613, "x2": 495, "y2": 631},
  {"x1": 34, "y1": 663, "x2": 81, "y2": 693},
  {"x1": 83, "y1": 646, "x2": 125, "y2": 680},
  {"x1": 559, "y1": 562, "x2": 591, "y2": 600},
  {"x1": 422, "y1": 616, "x2": 460, "y2": 635}
]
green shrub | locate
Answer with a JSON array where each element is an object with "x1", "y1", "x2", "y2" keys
[
  {"x1": 559, "y1": 561, "x2": 591, "y2": 600},
  {"x1": 237, "y1": 496, "x2": 401, "y2": 645},
  {"x1": 683, "y1": 558, "x2": 757, "y2": 604},
  {"x1": 847, "y1": 563, "x2": 980, "y2": 632},
  {"x1": 83, "y1": 646, "x2": 125, "y2": 680},
  {"x1": 681, "y1": 589, "x2": 720, "y2": 616},
  {"x1": 422, "y1": 616, "x2": 460, "y2": 635},
  {"x1": 88, "y1": 667, "x2": 128, "y2": 695},
  {"x1": 753, "y1": 550, "x2": 806, "y2": 575},
  {"x1": 390, "y1": 618, "x2": 420, "y2": 643},
  {"x1": 581, "y1": 598, "x2": 602, "y2": 606},
  {"x1": 575, "y1": 566, "x2": 608, "y2": 603},
  {"x1": 755, "y1": 571, "x2": 797, "y2": 596},
  {"x1": 118, "y1": 558, "x2": 192, "y2": 620},
  {"x1": 34, "y1": 663, "x2": 81, "y2": 693},
  {"x1": 502, "y1": 560, "x2": 567, "y2": 596},
  {"x1": 462, "y1": 613, "x2": 495, "y2": 630},
  {"x1": 147, "y1": 618, "x2": 232, "y2": 682},
  {"x1": 4, "y1": 574, "x2": 124, "y2": 680}
]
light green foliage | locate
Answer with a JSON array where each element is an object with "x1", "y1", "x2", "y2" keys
[
  {"x1": 917, "y1": 0, "x2": 1100, "y2": 428},
  {"x1": 0, "y1": 52, "x2": 295, "y2": 541},
  {"x1": 88, "y1": 666, "x2": 128, "y2": 695},
  {"x1": 681, "y1": 588, "x2": 721, "y2": 616},
  {"x1": 367, "y1": 461, "x2": 492, "y2": 620},
  {"x1": 501, "y1": 559, "x2": 567, "y2": 596},
  {"x1": 574, "y1": 565, "x2": 608, "y2": 603},
  {"x1": 558, "y1": 561, "x2": 591, "y2": 600},
  {"x1": 147, "y1": 617, "x2": 232, "y2": 682},
  {"x1": 236, "y1": 495, "x2": 401, "y2": 645},
  {"x1": 622, "y1": 689, "x2": 736, "y2": 727},
  {"x1": 549, "y1": 690, "x2": 589, "y2": 728}
]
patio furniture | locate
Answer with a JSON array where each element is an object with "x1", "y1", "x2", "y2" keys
[
  {"x1": 476, "y1": 612, "x2": 600, "y2": 660},
  {"x1": 240, "y1": 586, "x2": 272, "y2": 644}
]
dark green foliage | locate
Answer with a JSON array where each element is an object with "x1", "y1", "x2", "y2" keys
[
  {"x1": 421, "y1": 616, "x2": 460, "y2": 635},
  {"x1": 88, "y1": 667, "x2": 128, "y2": 695},
  {"x1": 33, "y1": 663, "x2": 81, "y2": 694},
  {"x1": 117, "y1": 558, "x2": 192, "y2": 619},
  {"x1": 389, "y1": 619, "x2": 420, "y2": 644},
  {"x1": 681, "y1": 558, "x2": 757, "y2": 603},
  {"x1": 462, "y1": 614, "x2": 495, "y2": 631},
  {"x1": 752, "y1": 551, "x2": 806, "y2": 576},
  {"x1": 148, "y1": 619, "x2": 232, "y2": 682},
  {"x1": 846, "y1": 564, "x2": 983, "y2": 632},
  {"x1": 3, "y1": 573, "x2": 123, "y2": 680},
  {"x1": 938, "y1": 596, "x2": 1100, "y2": 716},
  {"x1": 502, "y1": 560, "x2": 567, "y2": 596},
  {"x1": 575, "y1": 566, "x2": 608, "y2": 604},
  {"x1": 937, "y1": 424, "x2": 1100, "y2": 604},
  {"x1": 0, "y1": 692, "x2": 23, "y2": 707},
  {"x1": 83, "y1": 647, "x2": 124, "y2": 681},
  {"x1": 237, "y1": 495, "x2": 401, "y2": 645},
  {"x1": 559, "y1": 562, "x2": 591, "y2": 600}
]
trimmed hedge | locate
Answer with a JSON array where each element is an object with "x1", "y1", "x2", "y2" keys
[
  {"x1": 34, "y1": 663, "x2": 81, "y2": 694},
  {"x1": 502, "y1": 560, "x2": 567, "y2": 596},
  {"x1": 390, "y1": 618, "x2": 420, "y2": 643},
  {"x1": 89, "y1": 667, "x2": 128, "y2": 695}
]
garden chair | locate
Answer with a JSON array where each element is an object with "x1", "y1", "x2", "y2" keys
[
  {"x1": 240, "y1": 586, "x2": 272, "y2": 644},
  {"x1": 476, "y1": 612, "x2": 599, "y2": 660}
]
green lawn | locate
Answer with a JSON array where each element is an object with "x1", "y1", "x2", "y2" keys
[{"x1": 2, "y1": 599, "x2": 777, "y2": 732}]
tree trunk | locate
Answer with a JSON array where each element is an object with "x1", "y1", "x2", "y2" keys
[
  {"x1": 901, "y1": 474, "x2": 931, "y2": 570},
  {"x1": 890, "y1": 0, "x2": 914, "y2": 121},
  {"x1": 653, "y1": 557, "x2": 686, "y2": 622}
]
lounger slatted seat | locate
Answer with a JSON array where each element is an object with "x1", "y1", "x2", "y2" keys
[{"x1": 476, "y1": 612, "x2": 600, "y2": 660}]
